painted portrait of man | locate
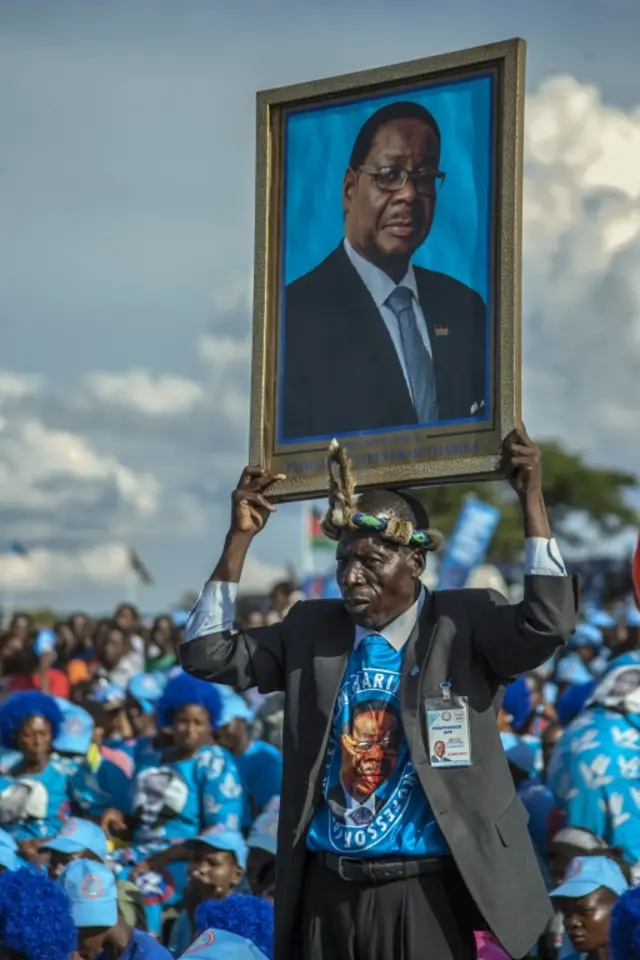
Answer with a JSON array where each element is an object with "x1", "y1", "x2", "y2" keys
[
  {"x1": 326, "y1": 699, "x2": 401, "y2": 827},
  {"x1": 279, "y1": 77, "x2": 492, "y2": 444}
]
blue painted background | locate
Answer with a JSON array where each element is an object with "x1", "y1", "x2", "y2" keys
[{"x1": 282, "y1": 73, "x2": 494, "y2": 301}]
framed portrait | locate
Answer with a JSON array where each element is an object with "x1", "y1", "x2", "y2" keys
[{"x1": 249, "y1": 38, "x2": 524, "y2": 501}]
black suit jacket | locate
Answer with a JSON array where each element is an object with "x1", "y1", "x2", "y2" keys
[
  {"x1": 281, "y1": 244, "x2": 488, "y2": 442},
  {"x1": 181, "y1": 575, "x2": 578, "y2": 960}
]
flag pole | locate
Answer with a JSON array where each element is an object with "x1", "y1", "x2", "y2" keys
[{"x1": 300, "y1": 502, "x2": 314, "y2": 578}]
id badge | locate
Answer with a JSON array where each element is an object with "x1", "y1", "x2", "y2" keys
[{"x1": 424, "y1": 682, "x2": 472, "y2": 768}]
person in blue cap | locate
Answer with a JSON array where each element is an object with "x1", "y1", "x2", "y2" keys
[
  {"x1": 167, "y1": 825, "x2": 247, "y2": 957},
  {"x1": 548, "y1": 651, "x2": 640, "y2": 865},
  {"x1": 50, "y1": 697, "x2": 133, "y2": 824},
  {"x1": 215, "y1": 692, "x2": 282, "y2": 829},
  {"x1": 0, "y1": 865, "x2": 76, "y2": 960},
  {"x1": 178, "y1": 927, "x2": 269, "y2": 960},
  {"x1": 102, "y1": 674, "x2": 243, "y2": 938},
  {"x1": 126, "y1": 675, "x2": 164, "y2": 744},
  {"x1": 41, "y1": 817, "x2": 147, "y2": 931},
  {"x1": 566, "y1": 624, "x2": 608, "y2": 679},
  {"x1": 551, "y1": 856, "x2": 629, "y2": 960},
  {"x1": 184, "y1": 894, "x2": 273, "y2": 960},
  {"x1": 246, "y1": 811, "x2": 278, "y2": 899},
  {"x1": 610, "y1": 885, "x2": 640, "y2": 960},
  {"x1": 59, "y1": 858, "x2": 171, "y2": 960}
]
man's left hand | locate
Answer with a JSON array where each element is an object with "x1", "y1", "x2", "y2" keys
[{"x1": 500, "y1": 427, "x2": 542, "y2": 497}]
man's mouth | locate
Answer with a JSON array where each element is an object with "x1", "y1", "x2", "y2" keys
[{"x1": 343, "y1": 594, "x2": 371, "y2": 611}]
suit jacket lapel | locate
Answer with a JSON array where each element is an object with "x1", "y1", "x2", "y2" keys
[{"x1": 294, "y1": 601, "x2": 354, "y2": 844}]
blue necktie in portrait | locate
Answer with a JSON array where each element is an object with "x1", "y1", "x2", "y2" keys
[{"x1": 386, "y1": 286, "x2": 439, "y2": 423}]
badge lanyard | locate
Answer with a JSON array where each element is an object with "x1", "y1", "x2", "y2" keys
[{"x1": 424, "y1": 681, "x2": 472, "y2": 768}]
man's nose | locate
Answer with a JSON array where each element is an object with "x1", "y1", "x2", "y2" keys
[
  {"x1": 343, "y1": 563, "x2": 364, "y2": 586},
  {"x1": 394, "y1": 174, "x2": 418, "y2": 203}
]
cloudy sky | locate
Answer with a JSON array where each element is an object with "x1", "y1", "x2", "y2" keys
[{"x1": 1, "y1": 0, "x2": 639, "y2": 613}]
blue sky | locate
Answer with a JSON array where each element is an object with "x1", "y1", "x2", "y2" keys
[{"x1": 1, "y1": 0, "x2": 639, "y2": 611}]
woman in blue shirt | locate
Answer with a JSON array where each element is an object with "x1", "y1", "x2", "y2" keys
[
  {"x1": 103, "y1": 674, "x2": 243, "y2": 935},
  {"x1": 0, "y1": 692, "x2": 73, "y2": 844}
]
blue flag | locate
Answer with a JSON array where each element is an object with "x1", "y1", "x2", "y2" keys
[{"x1": 437, "y1": 497, "x2": 500, "y2": 590}]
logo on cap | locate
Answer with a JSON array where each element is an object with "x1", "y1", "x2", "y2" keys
[
  {"x1": 61, "y1": 819, "x2": 78, "y2": 836},
  {"x1": 81, "y1": 874, "x2": 104, "y2": 900},
  {"x1": 185, "y1": 930, "x2": 216, "y2": 953},
  {"x1": 65, "y1": 716, "x2": 85, "y2": 735}
]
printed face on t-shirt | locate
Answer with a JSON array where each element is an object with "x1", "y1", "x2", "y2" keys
[{"x1": 340, "y1": 703, "x2": 400, "y2": 800}]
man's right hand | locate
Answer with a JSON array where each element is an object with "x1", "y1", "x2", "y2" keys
[{"x1": 231, "y1": 467, "x2": 285, "y2": 538}]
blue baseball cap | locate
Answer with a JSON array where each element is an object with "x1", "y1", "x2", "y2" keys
[
  {"x1": 179, "y1": 928, "x2": 269, "y2": 960},
  {"x1": 248, "y1": 811, "x2": 279, "y2": 856},
  {"x1": 0, "y1": 845, "x2": 19, "y2": 872},
  {"x1": 552, "y1": 856, "x2": 629, "y2": 900},
  {"x1": 556, "y1": 655, "x2": 593, "y2": 686},
  {"x1": 127, "y1": 674, "x2": 163, "y2": 714},
  {"x1": 53, "y1": 699, "x2": 93, "y2": 756},
  {"x1": 0, "y1": 828, "x2": 17, "y2": 853},
  {"x1": 504, "y1": 739, "x2": 538, "y2": 777},
  {"x1": 217, "y1": 691, "x2": 254, "y2": 727},
  {"x1": 626, "y1": 605, "x2": 640, "y2": 628},
  {"x1": 59, "y1": 859, "x2": 118, "y2": 927},
  {"x1": 192, "y1": 826, "x2": 247, "y2": 870},
  {"x1": 43, "y1": 818, "x2": 108, "y2": 861},
  {"x1": 89, "y1": 683, "x2": 126, "y2": 708},
  {"x1": 588, "y1": 610, "x2": 617, "y2": 629},
  {"x1": 172, "y1": 609, "x2": 190, "y2": 628},
  {"x1": 569, "y1": 624, "x2": 603, "y2": 649}
]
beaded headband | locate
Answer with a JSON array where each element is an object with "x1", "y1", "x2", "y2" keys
[{"x1": 320, "y1": 439, "x2": 442, "y2": 551}]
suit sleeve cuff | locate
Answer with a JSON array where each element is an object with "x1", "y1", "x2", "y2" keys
[
  {"x1": 524, "y1": 537, "x2": 567, "y2": 577},
  {"x1": 184, "y1": 581, "x2": 238, "y2": 643}
]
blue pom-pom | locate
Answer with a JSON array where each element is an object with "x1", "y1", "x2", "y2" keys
[
  {"x1": 195, "y1": 894, "x2": 274, "y2": 959},
  {"x1": 611, "y1": 887, "x2": 640, "y2": 960},
  {"x1": 0, "y1": 866, "x2": 76, "y2": 960},
  {"x1": 502, "y1": 676, "x2": 533, "y2": 733},
  {"x1": 156, "y1": 673, "x2": 222, "y2": 729},
  {"x1": 0, "y1": 692, "x2": 63, "y2": 749},
  {"x1": 556, "y1": 680, "x2": 596, "y2": 727}
]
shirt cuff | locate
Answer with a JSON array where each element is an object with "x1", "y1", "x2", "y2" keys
[
  {"x1": 183, "y1": 580, "x2": 238, "y2": 644},
  {"x1": 524, "y1": 537, "x2": 567, "y2": 577}
]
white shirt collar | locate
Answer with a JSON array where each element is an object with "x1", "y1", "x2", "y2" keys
[
  {"x1": 354, "y1": 586, "x2": 426, "y2": 653},
  {"x1": 343, "y1": 238, "x2": 419, "y2": 310}
]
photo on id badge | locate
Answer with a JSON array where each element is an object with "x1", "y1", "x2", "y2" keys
[{"x1": 426, "y1": 688, "x2": 472, "y2": 768}]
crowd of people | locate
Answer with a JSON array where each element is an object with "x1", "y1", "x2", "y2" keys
[{"x1": 1, "y1": 571, "x2": 640, "y2": 959}]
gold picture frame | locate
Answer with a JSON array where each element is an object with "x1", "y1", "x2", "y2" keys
[{"x1": 249, "y1": 38, "x2": 525, "y2": 502}]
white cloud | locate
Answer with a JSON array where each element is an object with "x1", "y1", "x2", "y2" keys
[
  {"x1": 0, "y1": 372, "x2": 43, "y2": 403},
  {"x1": 85, "y1": 369, "x2": 205, "y2": 417},
  {"x1": 0, "y1": 417, "x2": 160, "y2": 517},
  {"x1": 0, "y1": 543, "x2": 132, "y2": 591},
  {"x1": 522, "y1": 76, "x2": 640, "y2": 467}
]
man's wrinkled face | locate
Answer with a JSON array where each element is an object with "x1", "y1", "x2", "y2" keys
[
  {"x1": 344, "y1": 117, "x2": 440, "y2": 269},
  {"x1": 336, "y1": 530, "x2": 422, "y2": 630},
  {"x1": 434, "y1": 741, "x2": 446, "y2": 758},
  {"x1": 341, "y1": 707, "x2": 399, "y2": 800}
]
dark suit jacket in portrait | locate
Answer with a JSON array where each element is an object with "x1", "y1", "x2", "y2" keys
[
  {"x1": 181, "y1": 575, "x2": 578, "y2": 960},
  {"x1": 280, "y1": 244, "x2": 488, "y2": 442}
]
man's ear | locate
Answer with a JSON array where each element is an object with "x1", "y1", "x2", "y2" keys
[
  {"x1": 410, "y1": 547, "x2": 427, "y2": 581},
  {"x1": 343, "y1": 168, "x2": 356, "y2": 213}
]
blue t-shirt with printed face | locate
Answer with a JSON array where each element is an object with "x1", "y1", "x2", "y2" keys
[{"x1": 307, "y1": 633, "x2": 449, "y2": 857}]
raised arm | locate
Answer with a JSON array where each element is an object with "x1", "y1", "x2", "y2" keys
[
  {"x1": 472, "y1": 429, "x2": 578, "y2": 680},
  {"x1": 180, "y1": 467, "x2": 287, "y2": 693}
]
